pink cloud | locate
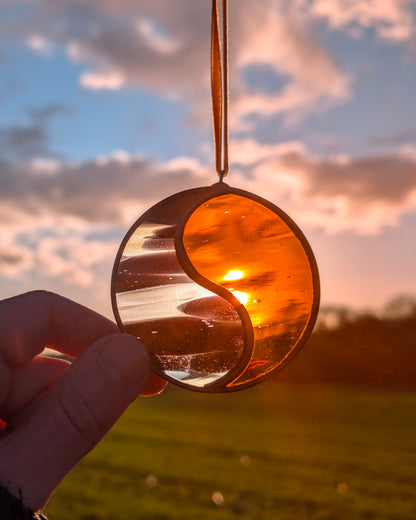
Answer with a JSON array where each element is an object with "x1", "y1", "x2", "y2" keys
[
  {"x1": 2, "y1": 0, "x2": 351, "y2": 125},
  {"x1": 311, "y1": 0, "x2": 416, "y2": 42},
  {"x1": 1, "y1": 142, "x2": 416, "y2": 240},
  {"x1": 232, "y1": 139, "x2": 416, "y2": 233}
]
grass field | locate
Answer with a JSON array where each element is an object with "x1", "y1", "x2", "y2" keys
[{"x1": 45, "y1": 384, "x2": 416, "y2": 520}]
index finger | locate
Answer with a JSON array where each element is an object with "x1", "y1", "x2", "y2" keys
[
  {"x1": 0, "y1": 291, "x2": 119, "y2": 366},
  {"x1": 0, "y1": 291, "x2": 167, "y2": 396}
]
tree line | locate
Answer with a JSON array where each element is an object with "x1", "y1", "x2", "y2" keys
[{"x1": 275, "y1": 295, "x2": 416, "y2": 390}]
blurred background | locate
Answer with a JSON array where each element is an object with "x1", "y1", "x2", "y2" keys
[
  {"x1": 1, "y1": 1, "x2": 415, "y2": 519},
  {"x1": 1, "y1": 0, "x2": 416, "y2": 316}
]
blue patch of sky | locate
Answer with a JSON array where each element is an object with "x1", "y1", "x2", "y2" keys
[
  {"x1": 0, "y1": 42, "x2": 206, "y2": 163},
  {"x1": 16, "y1": 226, "x2": 124, "y2": 253},
  {"x1": 83, "y1": 228, "x2": 126, "y2": 242},
  {"x1": 0, "y1": 1, "x2": 38, "y2": 21},
  {"x1": 144, "y1": 18, "x2": 172, "y2": 40},
  {"x1": 313, "y1": 28, "x2": 416, "y2": 152},
  {"x1": 242, "y1": 63, "x2": 288, "y2": 94}
]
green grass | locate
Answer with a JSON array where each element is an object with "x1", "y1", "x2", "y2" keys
[{"x1": 45, "y1": 384, "x2": 416, "y2": 520}]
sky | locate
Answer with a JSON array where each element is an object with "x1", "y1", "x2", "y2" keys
[{"x1": 1, "y1": 0, "x2": 416, "y2": 318}]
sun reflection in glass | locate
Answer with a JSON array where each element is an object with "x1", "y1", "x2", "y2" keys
[
  {"x1": 230, "y1": 290, "x2": 249, "y2": 306},
  {"x1": 223, "y1": 270, "x2": 244, "y2": 281}
]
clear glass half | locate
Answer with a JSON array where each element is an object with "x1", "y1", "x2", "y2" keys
[{"x1": 112, "y1": 188, "x2": 250, "y2": 390}]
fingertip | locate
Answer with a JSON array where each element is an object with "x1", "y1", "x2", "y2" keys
[
  {"x1": 97, "y1": 334, "x2": 151, "y2": 396},
  {"x1": 139, "y1": 371, "x2": 168, "y2": 397},
  {"x1": 99, "y1": 334, "x2": 167, "y2": 397}
]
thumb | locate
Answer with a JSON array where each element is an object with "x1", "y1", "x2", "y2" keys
[{"x1": 0, "y1": 334, "x2": 150, "y2": 511}]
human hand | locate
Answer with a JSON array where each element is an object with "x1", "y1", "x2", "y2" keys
[{"x1": 0, "y1": 291, "x2": 166, "y2": 513}]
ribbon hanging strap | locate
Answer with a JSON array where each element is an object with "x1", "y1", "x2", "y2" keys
[{"x1": 211, "y1": 0, "x2": 229, "y2": 180}]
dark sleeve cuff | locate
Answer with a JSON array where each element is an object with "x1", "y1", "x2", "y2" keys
[{"x1": 0, "y1": 484, "x2": 48, "y2": 520}]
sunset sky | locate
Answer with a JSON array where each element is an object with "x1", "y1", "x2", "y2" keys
[{"x1": 1, "y1": 0, "x2": 416, "y2": 318}]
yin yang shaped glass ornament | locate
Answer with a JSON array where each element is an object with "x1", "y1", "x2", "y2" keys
[{"x1": 111, "y1": 182, "x2": 320, "y2": 392}]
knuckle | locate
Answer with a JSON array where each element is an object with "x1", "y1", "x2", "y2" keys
[
  {"x1": 24, "y1": 289, "x2": 58, "y2": 302},
  {"x1": 56, "y1": 385, "x2": 104, "y2": 446}
]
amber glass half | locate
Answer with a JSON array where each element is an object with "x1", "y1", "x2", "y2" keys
[{"x1": 181, "y1": 193, "x2": 318, "y2": 389}]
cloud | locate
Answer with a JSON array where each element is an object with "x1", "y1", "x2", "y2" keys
[
  {"x1": 27, "y1": 103, "x2": 74, "y2": 125},
  {"x1": 0, "y1": 0, "x2": 350, "y2": 125},
  {"x1": 79, "y1": 71, "x2": 125, "y2": 90},
  {"x1": 0, "y1": 148, "x2": 212, "y2": 288},
  {"x1": 0, "y1": 153, "x2": 211, "y2": 226},
  {"x1": 1, "y1": 139, "x2": 416, "y2": 297},
  {"x1": 233, "y1": 1, "x2": 351, "y2": 123},
  {"x1": 0, "y1": 125, "x2": 48, "y2": 160},
  {"x1": 370, "y1": 126, "x2": 416, "y2": 147},
  {"x1": 0, "y1": 221, "x2": 118, "y2": 287},
  {"x1": 2, "y1": 139, "x2": 416, "y2": 239},
  {"x1": 311, "y1": 0, "x2": 416, "y2": 42},
  {"x1": 0, "y1": 104, "x2": 73, "y2": 160},
  {"x1": 231, "y1": 139, "x2": 416, "y2": 233},
  {"x1": 26, "y1": 34, "x2": 54, "y2": 56}
]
